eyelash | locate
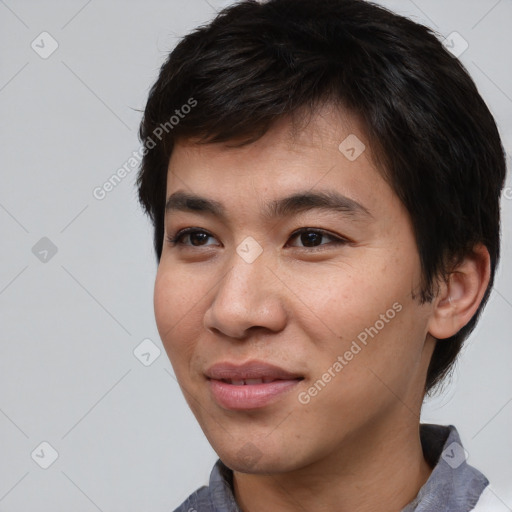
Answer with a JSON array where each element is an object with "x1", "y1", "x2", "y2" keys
[{"x1": 165, "y1": 227, "x2": 349, "y2": 251}]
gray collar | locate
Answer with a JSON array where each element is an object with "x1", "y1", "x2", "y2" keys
[{"x1": 401, "y1": 424, "x2": 488, "y2": 511}]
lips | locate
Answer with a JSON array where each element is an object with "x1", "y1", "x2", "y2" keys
[
  {"x1": 206, "y1": 361, "x2": 302, "y2": 381},
  {"x1": 221, "y1": 377, "x2": 278, "y2": 385},
  {"x1": 205, "y1": 361, "x2": 303, "y2": 410}
]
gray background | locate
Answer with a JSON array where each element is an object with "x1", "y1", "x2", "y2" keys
[{"x1": 0, "y1": 0, "x2": 511, "y2": 510}]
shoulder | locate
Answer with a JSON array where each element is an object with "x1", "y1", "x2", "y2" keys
[
  {"x1": 172, "y1": 459, "x2": 240, "y2": 512},
  {"x1": 470, "y1": 485, "x2": 512, "y2": 512},
  {"x1": 172, "y1": 485, "x2": 210, "y2": 512}
]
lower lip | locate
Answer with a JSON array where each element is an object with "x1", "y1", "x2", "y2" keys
[{"x1": 208, "y1": 379, "x2": 302, "y2": 410}]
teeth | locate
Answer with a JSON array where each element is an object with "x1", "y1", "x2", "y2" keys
[
  {"x1": 224, "y1": 378, "x2": 272, "y2": 385},
  {"x1": 245, "y1": 378, "x2": 263, "y2": 385}
]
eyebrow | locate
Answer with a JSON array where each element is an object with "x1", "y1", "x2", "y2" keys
[{"x1": 164, "y1": 189, "x2": 372, "y2": 221}]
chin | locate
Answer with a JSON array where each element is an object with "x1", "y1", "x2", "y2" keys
[{"x1": 215, "y1": 439, "x2": 302, "y2": 475}]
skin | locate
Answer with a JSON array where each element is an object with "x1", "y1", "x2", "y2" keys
[{"x1": 154, "y1": 103, "x2": 490, "y2": 512}]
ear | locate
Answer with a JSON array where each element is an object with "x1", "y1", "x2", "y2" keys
[{"x1": 428, "y1": 244, "x2": 491, "y2": 340}]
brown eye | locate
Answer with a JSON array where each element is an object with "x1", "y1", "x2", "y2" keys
[
  {"x1": 167, "y1": 228, "x2": 218, "y2": 247},
  {"x1": 287, "y1": 229, "x2": 347, "y2": 249}
]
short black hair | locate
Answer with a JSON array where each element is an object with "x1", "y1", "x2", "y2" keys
[{"x1": 137, "y1": 0, "x2": 506, "y2": 394}]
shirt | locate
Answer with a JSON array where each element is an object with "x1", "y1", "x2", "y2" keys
[{"x1": 173, "y1": 424, "x2": 507, "y2": 511}]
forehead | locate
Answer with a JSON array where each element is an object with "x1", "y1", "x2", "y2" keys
[
  {"x1": 170, "y1": 103, "x2": 371, "y2": 167},
  {"x1": 164, "y1": 104, "x2": 397, "y2": 220}
]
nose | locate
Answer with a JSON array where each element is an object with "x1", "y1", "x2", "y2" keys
[{"x1": 203, "y1": 252, "x2": 288, "y2": 339}]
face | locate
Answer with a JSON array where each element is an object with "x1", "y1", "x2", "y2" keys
[{"x1": 154, "y1": 104, "x2": 436, "y2": 474}]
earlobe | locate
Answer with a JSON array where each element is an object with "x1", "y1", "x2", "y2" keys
[{"x1": 428, "y1": 244, "x2": 491, "y2": 340}]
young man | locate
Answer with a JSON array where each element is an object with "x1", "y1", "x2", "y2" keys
[{"x1": 137, "y1": 0, "x2": 507, "y2": 510}]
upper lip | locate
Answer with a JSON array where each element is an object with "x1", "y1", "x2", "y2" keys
[{"x1": 205, "y1": 361, "x2": 303, "y2": 381}]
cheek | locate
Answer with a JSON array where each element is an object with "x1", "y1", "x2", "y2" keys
[
  {"x1": 301, "y1": 254, "x2": 426, "y2": 371},
  {"x1": 154, "y1": 268, "x2": 178, "y2": 335},
  {"x1": 153, "y1": 264, "x2": 204, "y2": 364},
  {"x1": 299, "y1": 259, "x2": 402, "y2": 339}
]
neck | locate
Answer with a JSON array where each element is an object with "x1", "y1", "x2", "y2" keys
[{"x1": 233, "y1": 416, "x2": 433, "y2": 512}]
